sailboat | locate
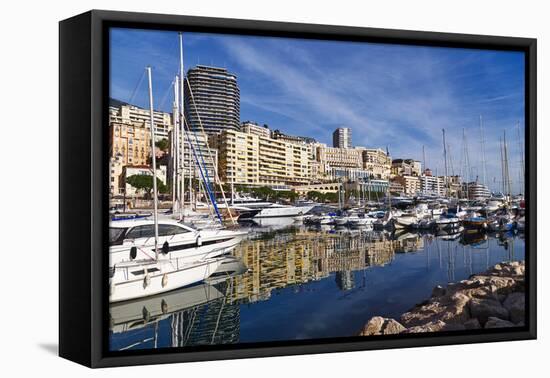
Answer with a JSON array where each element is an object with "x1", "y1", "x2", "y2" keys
[{"x1": 109, "y1": 67, "x2": 228, "y2": 303}]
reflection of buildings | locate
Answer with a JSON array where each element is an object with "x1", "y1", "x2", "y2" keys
[
  {"x1": 229, "y1": 230, "x2": 423, "y2": 301},
  {"x1": 110, "y1": 231, "x2": 426, "y2": 351},
  {"x1": 335, "y1": 271, "x2": 355, "y2": 291}
]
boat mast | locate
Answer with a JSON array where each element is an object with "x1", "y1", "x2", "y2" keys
[
  {"x1": 499, "y1": 136, "x2": 505, "y2": 195},
  {"x1": 178, "y1": 33, "x2": 186, "y2": 218},
  {"x1": 503, "y1": 130, "x2": 512, "y2": 201},
  {"x1": 479, "y1": 115, "x2": 488, "y2": 187},
  {"x1": 516, "y1": 121, "x2": 525, "y2": 193},
  {"x1": 422, "y1": 145, "x2": 426, "y2": 195},
  {"x1": 442, "y1": 129, "x2": 448, "y2": 197},
  {"x1": 172, "y1": 76, "x2": 180, "y2": 213},
  {"x1": 146, "y1": 66, "x2": 159, "y2": 259}
]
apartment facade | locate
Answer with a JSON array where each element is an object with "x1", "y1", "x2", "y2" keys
[
  {"x1": 420, "y1": 175, "x2": 446, "y2": 196},
  {"x1": 212, "y1": 129, "x2": 312, "y2": 187},
  {"x1": 184, "y1": 65, "x2": 240, "y2": 134},
  {"x1": 363, "y1": 148, "x2": 391, "y2": 180},
  {"x1": 393, "y1": 175, "x2": 421, "y2": 195},
  {"x1": 391, "y1": 159, "x2": 422, "y2": 177},
  {"x1": 109, "y1": 104, "x2": 172, "y2": 140},
  {"x1": 241, "y1": 121, "x2": 271, "y2": 138}
]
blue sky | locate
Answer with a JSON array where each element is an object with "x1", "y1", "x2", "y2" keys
[{"x1": 110, "y1": 28, "x2": 526, "y2": 194}]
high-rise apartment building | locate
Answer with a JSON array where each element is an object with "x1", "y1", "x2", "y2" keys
[
  {"x1": 184, "y1": 65, "x2": 240, "y2": 134},
  {"x1": 332, "y1": 127, "x2": 352, "y2": 148}
]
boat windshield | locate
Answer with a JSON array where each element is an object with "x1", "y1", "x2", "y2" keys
[{"x1": 109, "y1": 227, "x2": 127, "y2": 245}]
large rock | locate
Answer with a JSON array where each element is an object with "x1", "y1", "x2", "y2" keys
[
  {"x1": 463, "y1": 318, "x2": 481, "y2": 330},
  {"x1": 400, "y1": 292, "x2": 470, "y2": 327},
  {"x1": 485, "y1": 317, "x2": 516, "y2": 329},
  {"x1": 360, "y1": 317, "x2": 405, "y2": 336},
  {"x1": 432, "y1": 285, "x2": 446, "y2": 297},
  {"x1": 405, "y1": 321, "x2": 447, "y2": 333},
  {"x1": 503, "y1": 292, "x2": 525, "y2": 324},
  {"x1": 360, "y1": 316, "x2": 385, "y2": 336},
  {"x1": 470, "y1": 298, "x2": 509, "y2": 325},
  {"x1": 383, "y1": 319, "x2": 406, "y2": 334}
]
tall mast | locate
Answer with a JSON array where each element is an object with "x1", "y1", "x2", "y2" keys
[
  {"x1": 178, "y1": 33, "x2": 186, "y2": 217},
  {"x1": 442, "y1": 129, "x2": 448, "y2": 197},
  {"x1": 479, "y1": 115, "x2": 488, "y2": 187},
  {"x1": 516, "y1": 121, "x2": 525, "y2": 193},
  {"x1": 146, "y1": 66, "x2": 159, "y2": 259},
  {"x1": 503, "y1": 130, "x2": 512, "y2": 199},
  {"x1": 462, "y1": 128, "x2": 471, "y2": 199},
  {"x1": 172, "y1": 76, "x2": 180, "y2": 212},
  {"x1": 422, "y1": 145, "x2": 427, "y2": 195},
  {"x1": 499, "y1": 136, "x2": 505, "y2": 195}
]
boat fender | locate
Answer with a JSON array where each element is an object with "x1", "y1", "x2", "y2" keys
[
  {"x1": 196, "y1": 234, "x2": 202, "y2": 247},
  {"x1": 142, "y1": 306, "x2": 150, "y2": 322},
  {"x1": 162, "y1": 241, "x2": 169, "y2": 255},
  {"x1": 143, "y1": 273, "x2": 151, "y2": 289},
  {"x1": 161, "y1": 273, "x2": 168, "y2": 288},
  {"x1": 161, "y1": 299, "x2": 168, "y2": 314},
  {"x1": 130, "y1": 246, "x2": 137, "y2": 260}
]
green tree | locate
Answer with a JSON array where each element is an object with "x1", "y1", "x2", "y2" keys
[
  {"x1": 324, "y1": 192, "x2": 338, "y2": 203},
  {"x1": 155, "y1": 138, "x2": 170, "y2": 152},
  {"x1": 306, "y1": 191, "x2": 324, "y2": 202},
  {"x1": 126, "y1": 174, "x2": 167, "y2": 198}
]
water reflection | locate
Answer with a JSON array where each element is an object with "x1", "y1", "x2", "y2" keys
[{"x1": 109, "y1": 224, "x2": 525, "y2": 351}]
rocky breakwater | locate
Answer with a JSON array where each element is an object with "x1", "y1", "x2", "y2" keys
[{"x1": 360, "y1": 261, "x2": 525, "y2": 335}]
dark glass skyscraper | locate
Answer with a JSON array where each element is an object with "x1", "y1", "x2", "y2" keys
[{"x1": 184, "y1": 65, "x2": 240, "y2": 134}]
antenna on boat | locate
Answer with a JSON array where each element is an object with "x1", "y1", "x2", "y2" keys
[{"x1": 146, "y1": 66, "x2": 159, "y2": 259}]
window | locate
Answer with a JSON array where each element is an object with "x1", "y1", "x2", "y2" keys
[
  {"x1": 125, "y1": 224, "x2": 156, "y2": 239},
  {"x1": 109, "y1": 227, "x2": 128, "y2": 245},
  {"x1": 158, "y1": 224, "x2": 190, "y2": 236}
]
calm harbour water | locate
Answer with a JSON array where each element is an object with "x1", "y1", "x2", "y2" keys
[{"x1": 109, "y1": 218, "x2": 525, "y2": 351}]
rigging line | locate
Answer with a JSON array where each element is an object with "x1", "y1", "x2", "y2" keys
[
  {"x1": 158, "y1": 79, "x2": 176, "y2": 112},
  {"x1": 182, "y1": 116, "x2": 223, "y2": 223},
  {"x1": 184, "y1": 77, "x2": 236, "y2": 225},
  {"x1": 128, "y1": 69, "x2": 146, "y2": 105}
]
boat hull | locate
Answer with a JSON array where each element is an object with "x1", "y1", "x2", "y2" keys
[{"x1": 109, "y1": 258, "x2": 222, "y2": 303}]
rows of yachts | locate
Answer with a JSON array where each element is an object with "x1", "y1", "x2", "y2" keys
[{"x1": 108, "y1": 194, "x2": 525, "y2": 303}]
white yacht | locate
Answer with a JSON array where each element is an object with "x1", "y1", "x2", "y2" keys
[
  {"x1": 109, "y1": 256, "x2": 222, "y2": 303},
  {"x1": 252, "y1": 204, "x2": 315, "y2": 219},
  {"x1": 109, "y1": 219, "x2": 246, "y2": 267}
]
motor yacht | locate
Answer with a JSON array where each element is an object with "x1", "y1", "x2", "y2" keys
[{"x1": 109, "y1": 219, "x2": 246, "y2": 267}]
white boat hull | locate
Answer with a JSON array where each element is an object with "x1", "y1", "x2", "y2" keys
[
  {"x1": 109, "y1": 258, "x2": 222, "y2": 303},
  {"x1": 253, "y1": 205, "x2": 315, "y2": 219},
  {"x1": 109, "y1": 232, "x2": 244, "y2": 267}
]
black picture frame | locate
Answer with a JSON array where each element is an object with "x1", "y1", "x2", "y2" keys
[{"x1": 59, "y1": 9, "x2": 537, "y2": 368}]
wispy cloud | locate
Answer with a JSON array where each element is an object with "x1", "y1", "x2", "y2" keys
[{"x1": 110, "y1": 29, "x2": 525, "y2": 193}]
